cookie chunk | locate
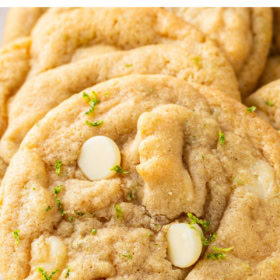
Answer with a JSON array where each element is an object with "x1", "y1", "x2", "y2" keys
[
  {"x1": 245, "y1": 80, "x2": 280, "y2": 129},
  {"x1": 0, "y1": 75, "x2": 279, "y2": 279},
  {"x1": 2, "y1": 8, "x2": 47, "y2": 44},
  {"x1": 168, "y1": 8, "x2": 273, "y2": 97}
]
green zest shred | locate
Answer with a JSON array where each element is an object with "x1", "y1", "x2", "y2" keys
[
  {"x1": 55, "y1": 160, "x2": 62, "y2": 176},
  {"x1": 53, "y1": 185, "x2": 66, "y2": 216},
  {"x1": 265, "y1": 100, "x2": 274, "y2": 107},
  {"x1": 115, "y1": 204, "x2": 123, "y2": 220},
  {"x1": 91, "y1": 229, "x2": 97, "y2": 235},
  {"x1": 13, "y1": 230, "x2": 20, "y2": 245},
  {"x1": 76, "y1": 212, "x2": 85, "y2": 216},
  {"x1": 187, "y1": 212, "x2": 210, "y2": 232},
  {"x1": 218, "y1": 130, "x2": 225, "y2": 145},
  {"x1": 110, "y1": 165, "x2": 129, "y2": 174},
  {"x1": 121, "y1": 252, "x2": 133, "y2": 259},
  {"x1": 82, "y1": 91, "x2": 100, "y2": 115},
  {"x1": 37, "y1": 267, "x2": 59, "y2": 280},
  {"x1": 187, "y1": 213, "x2": 232, "y2": 261},
  {"x1": 45, "y1": 206, "x2": 52, "y2": 212},
  {"x1": 85, "y1": 120, "x2": 103, "y2": 127},
  {"x1": 246, "y1": 106, "x2": 256, "y2": 112},
  {"x1": 65, "y1": 265, "x2": 70, "y2": 278},
  {"x1": 207, "y1": 246, "x2": 233, "y2": 260},
  {"x1": 125, "y1": 64, "x2": 133, "y2": 68},
  {"x1": 187, "y1": 213, "x2": 218, "y2": 246}
]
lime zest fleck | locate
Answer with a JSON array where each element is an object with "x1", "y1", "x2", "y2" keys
[
  {"x1": 91, "y1": 229, "x2": 97, "y2": 235},
  {"x1": 265, "y1": 100, "x2": 274, "y2": 107},
  {"x1": 37, "y1": 267, "x2": 59, "y2": 280},
  {"x1": 76, "y1": 212, "x2": 85, "y2": 216},
  {"x1": 65, "y1": 265, "x2": 70, "y2": 278},
  {"x1": 115, "y1": 204, "x2": 123, "y2": 220},
  {"x1": 246, "y1": 106, "x2": 256, "y2": 112},
  {"x1": 187, "y1": 212, "x2": 210, "y2": 232},
  {"x1": 110, "y1": 165, "x2": 129, "y2": 174},
  {"x1": 206, "y1": 252, "x2": 225, "y2": 260},
  {"x1": 13, "y1": 230, "x2": 20, "y2": 245},
  {"x1": 85, "y1": 120, "x2": 103, "y2": 127},
  {"x1": 53, "y1": 185, "x2": 66, "y2": 216},
  {"x1": 207, "y1": 246, "x2": 233, "y2": 260},
  {"x1": 55, "y1": 160, "x2": 62, "y2": 176},
  {"x1": 125, "y1": 64, "x2": 133, "y2": 68},
  {"x1": 218, "y1": 130, "x2": 225, "y2": 145},
  {"x1": 212, "y1": 246, "x2": 233, "y2": 253},
  {"x1": 45, "y1": 206, "x2": 52, "y2": 212},
  {"x1": 121, "y1": 251, "x2": 133, "y2": 259},
  {"x1": 82, "y1": 91, "x2": 100, "y2": 115}
]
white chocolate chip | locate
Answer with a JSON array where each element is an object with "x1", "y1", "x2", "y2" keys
[
  {"x1": 28, "y1": 236, "x2": 67, "y2": 277},
  {"x1": 167, "y1": 223, "x2": 202, "y2": 268},
  {"x1": 78, "y1": 136, "x2": 121, "y2": 180},
  {"x1": 245, "y1": 160, "x2": 275, "y2": 199}
]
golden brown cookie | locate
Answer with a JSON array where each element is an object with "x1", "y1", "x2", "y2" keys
[
  {"x1": 167, "y1": 8, "x2": 273, "y2": 97},
  {"x1": 0, "y1": 7, "x2": 240, "y2": 178},
  {"x1": 0, "y1": 75, "x2": 279, "y2": 280},
  {"x1": 0, "y1": 44, "x2": 239, "y2": 166},
  {"x1": 245, "y1": 80, "x2": 280, "y2": 129},
  {"x1": 3, "y1": 8, "x2": 47, "y2": 44}
]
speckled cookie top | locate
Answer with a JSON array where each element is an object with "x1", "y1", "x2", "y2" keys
[{"x1": 1, "y1": 75, "x2": 280, "y2": 280}]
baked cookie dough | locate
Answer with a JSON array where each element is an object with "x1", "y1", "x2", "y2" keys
[
  {"x1": 0, "y1": 7, "x2": 240, "y2": 183},
  {"x1": 2, "y1": 8, "x2": 47, "y2": 45},
  {"x1": 0, "y1": 44, "x2": 239, "y2": 166},
  {"x1": 245, "y1": 80, "x2": 280, "y2": 129},
  {"x1": 0, "y1": 75, "x2": 279, "y2": 280},
  {"x1": 167, "y1": 8, "x2": 273, "y2": 97}
]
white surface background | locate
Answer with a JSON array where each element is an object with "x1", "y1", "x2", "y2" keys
[{"x1": 0, "y1": 8, "x2": 8, "y2": 45}]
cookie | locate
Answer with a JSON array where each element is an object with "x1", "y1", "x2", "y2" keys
[
  {"x1": 26, "y1": 7, "x2": 237, "y2": 78},
  {"x1": 0, "y1": 75, "x2": 279, "y2": 279},
  {"x1": 167, "y1": 8, "x2": 273, "y2": 97},
  {"x1": 245, "y1": 80, "x2": 280, "y2": 129},
  {"x1": 0, "y1": 44, "x2": 239, "y2": 167},
  {"x1": 2, "y1": 8, "x2": 47, "y2": 44}
]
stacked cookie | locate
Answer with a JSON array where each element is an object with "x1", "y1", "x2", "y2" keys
[{"x1": 0, "y1": 7, "x2": 280, "y2": 280}]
